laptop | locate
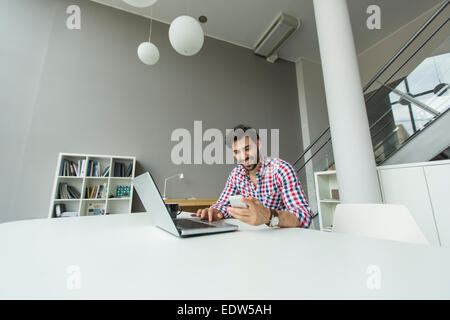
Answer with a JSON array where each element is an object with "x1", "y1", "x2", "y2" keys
[{"x1": 133, "y1": 172, "x2": 238, "y2": 237}]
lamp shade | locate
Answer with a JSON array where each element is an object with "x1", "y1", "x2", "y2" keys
[
  {"x1": 122, "y1": 0, "x2": 158, "y2": 8},
  {"x1": 137, "y1": 42, "x2": 160, "y2": 65},
  {"x1": 169, "y1": 15, "x2": 204, "y2": 56}
]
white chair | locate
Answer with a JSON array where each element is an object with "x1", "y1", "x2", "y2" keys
[{"x1": 332, "y1": 204, "x2": 429, "y2": 245}]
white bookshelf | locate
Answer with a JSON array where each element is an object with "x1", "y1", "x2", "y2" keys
[
  {"x1": 314, "y1": 170, "x2": 340, "y2": 232},
  {"x1": 48, "y1": 153, "x2": 136, "y2": 218}
]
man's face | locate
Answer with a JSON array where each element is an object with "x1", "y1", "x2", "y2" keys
[{"x1": 233, "y1": 136, "x2": 260, "y2": 171}]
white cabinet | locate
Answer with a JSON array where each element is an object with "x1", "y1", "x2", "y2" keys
[
  {"x1": 423, "y1": 165, "x2": 450, "y2": 246},
  {"x1": 314, "y1": 160, "x2": 450, "y2": 247},
  {"x1": 377, "y1": 166, "x2": 440, "y2": 246}
]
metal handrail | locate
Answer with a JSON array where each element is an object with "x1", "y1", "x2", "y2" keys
[
  {"x1": 365, "y1": 15, "x2": 450, "y2": 105},
  {"x1": 296, "y1": 137, "x2": 332, "y2": 173},
  {"x1": 293, "y1": 1, "x2": 449, "y2": 173},
  {"x1": 292, "y1": 127, "x2": 330, "y2": 167},
  {"x1": 381, "y1": 81, "x2": 441, "y2": 116},
  {"x1": 362, "y1": 0, "x2": 449, "y2": 93},
  {"x1": 371, "y1": 117, "x2": 397, "y2": 142},
  {"x1": 375, "y1": 107, "x2": 450, "y2": 164},
  {"x1": 368, "y1": 107, "x2": 395, "y2": 131}
]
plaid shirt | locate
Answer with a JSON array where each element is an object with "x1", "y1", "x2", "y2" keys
[{"x1": 211, "y1": 156, "x2": 312, "y2": 228}]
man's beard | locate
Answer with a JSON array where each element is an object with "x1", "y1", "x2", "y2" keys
[{"x1": 241, "y1": 150, "x2": 260, "y2": 172}]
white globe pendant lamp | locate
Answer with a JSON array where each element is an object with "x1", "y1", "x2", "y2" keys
[
  {"x1": 169, "y1": 15, "x2": 204, "y2": 56},
  {"x1": 123, "y1": 0, "x2": 158, "y2": 8},
  {"x1": 137, "y1": 11, "x2": 159, "y2": 65},
  {"x1": 137, "y1": 42, "x2": 159, "y2": 65}
]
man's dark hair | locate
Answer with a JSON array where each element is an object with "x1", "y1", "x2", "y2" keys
[{"x1": 225, "y1": 124, "x2": 259, "y2": 148}]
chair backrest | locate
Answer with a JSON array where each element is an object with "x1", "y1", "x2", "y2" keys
[{"x1": 332, "y1": 204, "x2": 429, "y2": 245}]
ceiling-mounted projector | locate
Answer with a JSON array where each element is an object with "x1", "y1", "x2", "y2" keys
[{"x1": 254, "y1": 13, "x2": 300, "y2": 63}]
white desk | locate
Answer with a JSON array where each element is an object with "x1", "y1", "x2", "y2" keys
[{"x1": 0, "y1": 212, "x2": 449, "y2": 299}]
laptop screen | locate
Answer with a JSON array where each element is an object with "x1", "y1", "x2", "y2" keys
[{"x1": 133, "y1": 172, "x2": 179, "y2": 235}]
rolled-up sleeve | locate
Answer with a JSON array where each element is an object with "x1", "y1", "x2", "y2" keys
[
  {"x1": 210, "y1": 170, "x2": 238, "y2": 218},
  {"x1": 276, "y1": 161, "x2": 312, "y2": 228}
]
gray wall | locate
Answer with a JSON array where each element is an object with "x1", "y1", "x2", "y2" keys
[{"x1": 0, "y1": 0, "x2": 304, "y2": 223}]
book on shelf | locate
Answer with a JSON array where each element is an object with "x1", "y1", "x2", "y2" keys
[
  {"x1": 101, "y1": 166, "x2": 110, "y2": 177},
  {"x1": 60, "y1": 211, "x2": 78, "y2": 217},
  {"x1": 77, "y1": 159, "x2": 86, "y2": 176},
  {"x1": 59, "y1": 159, "x2": 85, "y2": 177},
  {"x1": 87, "y1": 202, "x2": 105, "y2": 215},
  {"x1": 87, "y1": 160, "x2": 103, "y2": 177},
  {"x1": 54, "y1": 203, "x2": 77, "y2": 217},
  {"x1": 85, "y1": 183, "x2": 107, "y2": 199},
  {"x1": 58, "y1": 183, "x2": 80, "y2": 199}
]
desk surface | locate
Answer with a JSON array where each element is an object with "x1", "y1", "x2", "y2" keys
[
  {"x1": 164, "y1": 198, "x2": 217, "y2": 205},
  {"x1": 0, "y1": 212, "x2": 449, "y2": 299},
  {"x1": 164, "y1": 198, "x2": 217, "y2": 212}
]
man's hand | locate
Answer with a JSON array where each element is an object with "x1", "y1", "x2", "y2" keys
[
  {"x1": 191, "y1": 207, "x2": 224, "y2": 222},
  {"x1": 228, "y1": 197, "x2": 271, "y2": 226}
]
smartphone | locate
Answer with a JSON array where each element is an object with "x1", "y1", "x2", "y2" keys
[{"x1": 229, "y1": 195, "x2": 249, "y2": 208}]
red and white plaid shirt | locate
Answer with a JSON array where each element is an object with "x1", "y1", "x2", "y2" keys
[{"x1": 211, "y1": 156, "x2": 312, "y2": 228}]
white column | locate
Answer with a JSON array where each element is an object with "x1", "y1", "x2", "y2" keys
[
  {"x1": 296, "y1": 59, "x2": 318, "y2": 215},
  {"x1": 313, "y1": 0, "x2": 382, "y2": 203}
]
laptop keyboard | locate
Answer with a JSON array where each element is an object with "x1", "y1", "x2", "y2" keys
[{"x1": 173, "y1": 219, "x2": 216, "y2": 230}]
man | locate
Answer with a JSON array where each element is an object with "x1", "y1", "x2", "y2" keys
[{"x1": 191, "y1": 124, "x2": 312, "y2": 228}]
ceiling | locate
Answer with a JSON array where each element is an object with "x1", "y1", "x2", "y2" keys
[{"x1": 91, "y1": 0, "x2": 443, "y2": 63}]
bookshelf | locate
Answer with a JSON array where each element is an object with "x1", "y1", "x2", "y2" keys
[
  {"x1": 314, "y1": 170, "x2": 340, "y2": 232},
  {"x1": 48, "y1": 153, "x2": 136, "y2": 218}
]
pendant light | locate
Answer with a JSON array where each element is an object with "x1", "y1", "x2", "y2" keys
[
  {"x1": 168, "y1": 0, "x2": 204, "y2": 56},
  {"x1": 123, "y1": 0, "x2": 158, "y2": 8},
  {"x1": 137, "y1": 8, "x2": 160, "y2": 65}
]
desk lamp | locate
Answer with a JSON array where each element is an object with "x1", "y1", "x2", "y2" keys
[{"x1": 163, "y1": 173, "x2": 184, "y2": 200}]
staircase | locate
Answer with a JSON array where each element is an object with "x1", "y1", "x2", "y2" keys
[{"x1": 294, "y1": 0, "x2": 450, "y2": 174}]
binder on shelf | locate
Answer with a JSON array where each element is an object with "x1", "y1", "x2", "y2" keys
[
  {"x1": 59, "y1": 158, "x2": 64, "y2": 176},
  {"x1": 114, "y1": 163, "x2": 121, "y2": 177},
  {"x1": 125, "y1": 163, "x2": 133, "y2": 177},
  {"x1": 113, "y1": 162, "x2": 133, "y2": 177},
  {"x1": 54, "y1": 203, "x2": 66, "y2": 217}
]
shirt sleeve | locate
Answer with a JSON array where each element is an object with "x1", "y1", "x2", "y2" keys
[
  {"x1": 276, "y1": 161, "x2": 312, "y2": 228},
  {"x1": 210, "y1": 170, "x2": 238, "y2": 218}
]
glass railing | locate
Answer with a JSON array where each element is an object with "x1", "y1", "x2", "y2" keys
[
  {"x1": 367, "y1": 38, "x2": 450, "y2": 164},
  {"x1": 295, "y1": 1, "x2": 449, "y2": 173}
]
